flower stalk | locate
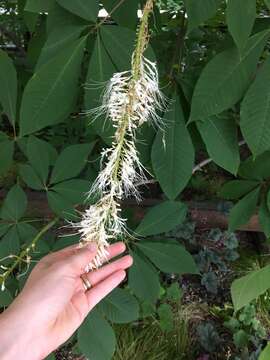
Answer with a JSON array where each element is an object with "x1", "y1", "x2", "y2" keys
[{"x1": 78, "y1": 0, "x2": 164, "y2": 270}]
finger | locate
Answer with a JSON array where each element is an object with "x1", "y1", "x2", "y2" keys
[
  {"x1": 86, "y1": 255, "x2": 132, "y2": 287},
  {"x1": 86, "y1": 270, "x2": 126, "y2": 312},
  {"x1": 42, "y1": 242, "x2": 126, "y2": 266}
]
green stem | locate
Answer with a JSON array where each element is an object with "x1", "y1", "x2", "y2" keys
[{"x1": 0, "y1": 217, "x2": 59, "y2": 288}]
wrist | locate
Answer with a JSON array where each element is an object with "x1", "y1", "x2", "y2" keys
[{"x1": 0, "y1": 307, "x2": 41, "y2": 360}]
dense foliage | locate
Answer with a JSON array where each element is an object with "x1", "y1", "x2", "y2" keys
[{"x1": 1, "y1": 0, "x2": 270, "y2": 359}]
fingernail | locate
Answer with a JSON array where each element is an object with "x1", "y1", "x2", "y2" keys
[{"x1": 87, "y1": 243, "x2": 97, "y2": 252}]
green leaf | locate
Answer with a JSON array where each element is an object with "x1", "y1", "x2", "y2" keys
[
  {"x1": 231, "y1": 264, "x2": 270, "y2": 311},
  {"x1": 228, "y1": 187, "x2": 260, "y2": 232},
  {"x1": 25, "y1": 0, "x2": 54, "y2": 12},
  {"x1": 259, "y1": 343, "x2": 270, "y2": 360},
  {"x1": 102, "y1": 0, "x2": 139, "y2": 28},
  {"x1": 51, "y1": 179, "x2": 90, "y2": 204},
  {"x1": 56, "y1": 0, "x2": 99, "y2": 22},
  {"x1": 259, "y1": 199, "x2": 270, "y2": 238},
  {"x1": 0, "y1": 289, "x2": 13, "y2": 307},
  {"x1": 240, "y1": 57, "x2": 270, "y2": 156},
  {"x1": 1, "y1": 185, "x2": 27, "y2": 221},
  {"x1": 135, "y1": 201, "x2": 187, "y2": 237},
  {"x1": 19, "y1": 164, "x2": 44, "y2": 190},
  {"x1": 99, "y1": 26, "x2": 137, "y2": 71},
  {"x1": 0, "y1": 140, "x2": 14, "y2": 176},
  {"x1": 265, "y1": 0, "x2": 270, "y2": 10},
  {"x1": 226, "y1": 0, "x2": 256, "y2": 53},
  {"x1": 27, "y1": 136, "x2": 50, "y2": 183},
  {"x1": 190, "y1": 30, "x2": 270, "y2": 121},
  {"x1": 50, "y1": 143, "x2": 94, "y2": 184},
  {"x1": 47, "y1": 191, "x2": 76, "y2": 219},
  {"x1": 78, "y1": 309, "x2": 116, "y2": 360},
  {"x1": 233, "y1": 329, "x2": 249, "y2": 349},
  {"x1": 0, "y1": 226, "x2": 20, "y2": 258},
  {"x1": 239, "y1": 152, "x2": 270, "y2": 180},
  {"x1": 185, "y1": 0, "x2": 222, "y2": 33},
  {"x1": 137, "y1": 240, "x2": 198, "y2": 274},
  {"x1": 152, "y1": 95, "x2": 194, "y2": 199},
  {"x1": 37, "y1": 24, "x2": 87, "y2": 69},
  {"x1": 98, "y1": 288, "x2": 139, "y2": 324},
  {"x1": 158, "y1": 303, "x2": 174, "y2": 332},
  {"x1": 197, "y1": 115, "x2": 239, "y2": 174},
  {"x1": 0, "y1": 50, "x2": 17, "y2": 125},
  {"x1": 20, "y1": 37, "x2": 86, "y2": 136},
  {"x1": 220, "y1": 180, "x2": 260, "y2": 200},
  {"x1": 128, "y1": 250, "x2": 160, "y2": 304}
]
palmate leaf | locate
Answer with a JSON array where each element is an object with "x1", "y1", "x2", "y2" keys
[
  {"x1": 228, "y1": 187, "x2": 260, "y2": 232},
  {"x1": 226, "y1": 0, "x2": 256, "y2": 53},
  {"x1": 98, "y1": 288, "x2": 139, "y2": 324},
  {"x1": 102, "y1": 0, "x2": 139, "y2": 28},
  {"x1": 0, "y1": 50, "x2": 17, "y2": 126},
  {"x1": 137, "y1": 240, "x2": 198, "y2": 274},
  {"x1": 1, "y1": 185, "x2": 27, "y2": 222},
  {"x1": 185, "y1": 0, "x2": 222, "y2": 33},
  {"x1": 152, "y1": 95, "x2": 194, "y2": 200},
  {"x1": 128, "y1": 250, "x2": 160, "y2": 304},
  {"x1": 231, "y1": 264, "x2": 270, "y2": 311},
  {"x1": 56, "y1": 0, "x2": 99, "y2": 22},
  {"x1": 240, "y1": 57, "x2": 270, "y2": 157},
  {"x1": 20, "y1": 37, "x2": 86, "y2": 136},
  {"x1": 135, "y1": 201, "x2": 187, "y2": 237},
  {"x1": 190, "y1": 30, "x2": 270, "y2": 121},
  {"x1": 78, "y1": 309, "x2": 116, "y2": 360},
  {"x1": 220, "y1": 180, "x2": 260, "y2": 200},
  {"x1": 24, "y1": 0, "x2": 54, "y2": 13},
  {"x1": 238, "y1": 151, "x2": 270, "y2": 180},
  {"x1": 197, "y1": 115, "x2": 239, "y2": 174}
]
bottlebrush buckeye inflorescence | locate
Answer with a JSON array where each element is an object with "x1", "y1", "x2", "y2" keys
[{"x1": 76, "y1": 0, "x2": 165, "y2": 272}]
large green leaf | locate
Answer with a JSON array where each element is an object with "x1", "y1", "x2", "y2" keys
[
  {"x1": 259, "y1": 199, "x2": 270, "y2": 238},
  {"x1": 152, "y1": 95, "x2": 194, "y2": 199},
  {"x1": 37, "y1": 24, "x2": 87, "y2": 69},
  {"x1": 24, "y1": 0, "x2": 54, "y2": 12},
  {"x1": 52, "y1": 179, "x2": 90, "y2": 204},
  {"x1": 197, "y1": 115, "x2": 239, "y2": 174},
  {"x1": 231, "y1": 265, "x2": 270, "y2": 311},
  {"x1": 220, "y1": 180, "x2": 260, "y2": 200},
  {"x1": 228, "y1": 187, "x2": 260, "y2": 232},
  {"x1": 50, "y1": 143, "x2": 94, "y2": 184},
  {"x1": 0, "y1": 50, "x2": 17, "y2": 125},
  {"x1": 102, "y1": 0, "x2": 139, "y2": 28},
  {"x1": 185, "y1": 0, "x2": 222, "y2": 33},
  {"x1": 27, "y1": 136, "x2": 50, "y2": 183},
  {"x1": 137, "y1": 240, "x2": 198, "y2": 274},
  {"x1": 190, "y1": 30, "x2": 270, "y2": 121},
  {"x1": 98, "y1": 288, "x2": 139, "y2": 324},
  {"x1": 20, "y1": 37, "x2": 86, "y2": 136},
  {"x1": 0, "y1": 226, "x2": 20, "y2": 259},
  {"x1": 47, "y1": 191, "x2": 76, "y2": 219},
  {"x1": 128, "y1": 250, "x2": 160, "y2": 304},
  {"x1": 56, "y1": 0, "x2": 99, "y2": 22},
  {"x1": 0, "y1": 289, "x2": 13, "y2": 307},
  {"x1": 259, "y1": 343, "x2": 270, "y2": 360},
  {"x1": 78, "y1": 309, "x2": 116, "y2": 360},
  {"x1": 0, "y1": 140, "x2": 14, "y2": 176},
  {"x1": 19, "y1": 164, "x2": 44, "y2": 190},
  {"x1": 240, "y1": 57, "x2": 270, "y2": 157},
  {"x1": 1, "y1": 185, "x2": 27, "y2": 221},
  {"x1": 238, "y1": 152, "x2": 270, "y2": 180},
  {"x1": 226, "y1": 0, "x2": 256, "y2": 53},
  {"x1": 135, "y1": 201, "x2": 187, "y2": 237}
]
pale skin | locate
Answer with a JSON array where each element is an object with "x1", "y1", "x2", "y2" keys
[{"x1": 0, "y1": 241, "x2": 133, "y2": 360}]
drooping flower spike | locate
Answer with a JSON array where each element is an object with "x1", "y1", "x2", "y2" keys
[{"x1": 76, "y1": 0, "x2": 165, "y2": 270}]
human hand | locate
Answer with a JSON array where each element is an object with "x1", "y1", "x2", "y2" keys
[{"x1": 0, "y1": 242, "x2": 132, "y2": 360}]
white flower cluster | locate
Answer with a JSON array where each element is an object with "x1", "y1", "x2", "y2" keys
[{"x1": 76, "y1": 1, "x2": 165, "y2": 271}]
